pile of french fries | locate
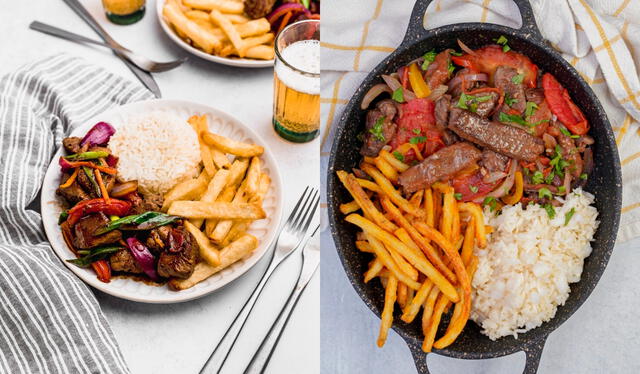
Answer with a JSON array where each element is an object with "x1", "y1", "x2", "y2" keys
[
  {"x1": 165, "y1": 114, "x2": 270, "y2": 290},
  {"x1": 337, "y1": 148, "x2": 489, "y2": 352},
  {"x1": 163, "y1": 0, "x2": 276, "y2": 60}
]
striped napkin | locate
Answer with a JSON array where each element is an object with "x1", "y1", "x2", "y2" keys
[
  {"x1": 320, "y1": 0, "x2": 640, "y2": 242},
  {"x1": 0, "y1": 54, "x2": 152, "y2": 373}
]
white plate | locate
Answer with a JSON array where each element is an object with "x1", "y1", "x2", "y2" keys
[
  {"x1": 41, "y1": 99, "x2": 283, "y2": 303},
  {"x1": 156, "y1": 0, "x2": 275, "y2": 68}
]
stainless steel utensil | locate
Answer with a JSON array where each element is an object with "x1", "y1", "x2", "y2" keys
[
  {"x1": 61, "y1": 0, "x2": 161, "y2": 98},
  {"x1": 199, "y1": 186, "x2": 320, "y2": 374},
  {"x1": 30, "y1": 21, "x2": 186, "y2": 73},
  {"x1": 243, "y1": 224, "x2": 320, "y2": 374}
]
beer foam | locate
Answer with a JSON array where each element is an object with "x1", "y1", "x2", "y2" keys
[{"x1": 275, "y1": 40, "x2": 320, "y2": 95}]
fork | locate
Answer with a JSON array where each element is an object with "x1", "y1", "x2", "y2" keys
[
  {"x1": 243, "y1": 224, "x2": 320, "y2": 374},
  {"x1": 199, "y1": 186, "x2": 320, "y2": 374},
  {"x1": 29, "y1": 21, "x2": 186, "y2": 73}
]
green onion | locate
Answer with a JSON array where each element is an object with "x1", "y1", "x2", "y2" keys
[
  {"x1": 538, "y1": 187, "x2": 552, "y2": 199},
  {"x1": 564, "y1": 208, "x2": 576, "y2": 225},
  {"x1": 512, "y1": 74, "x2": 525, "y2": 84},
  {"x1": 94, "y1": 211, "x2": 179, "y2": 235},
  {"x1": 58, "y1": 211, "x2": 69, "y2": 224},
  {"x1": 499, "y1": 112, "x2": 529, "y2": 127},
  {"x1": 448, "y1": 60, "x2": 455, "y2": 74},
  {"x1": 559, "y1": 126, "x2": 573, "y2": 137},
  {"x1": 409, "y1": 136, "x2": 427, "y2": 144},
  {"x1": 421, "y1": 50, "x2": 437, "y2": 70},
  {"x1": 82, "y1": 166, "x2": 101, "y2": 197},
  {"x1": 504, "y1": 93, "x2": 518, "y2": 107},
  {"x1": 543, "y1": 204, "x2": 556, "y2": 219},
  {"x1": 64, "y1": 151, "x2": 110, "y2": 161},
  {"x1": 454, "y1": 193, "x2": 462, "y2": 200},
  {"x1": 393, "y1": 151, "x2": 405, "y2": 162},
  {"x1": 558, "y1": 186, "x2": 566, "y2": 194},
  {"x1": 495, "y1": 35, "x2": 510, "y2": 51},
  {"x1": 392, "y1": 87, "x2": 404, "y2": 103},
  {"x1": 67, "y1": 245, "x2": 123, "y2": 268},
  {"x1": 483, "y1": 196, "x2": 497, "y2": 212},
  {"x1": 580, "y1": 173, "x2": 588, "y2": 180},
  {"x1": 369, "y1": 116, "x2": 386, "y2": 142},
  {"x1": 525, "y1": 102, "x2": 538, "y2": 117}
]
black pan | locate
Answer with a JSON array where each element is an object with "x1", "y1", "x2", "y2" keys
[{"x1": 326, "y1": 1, "x2": 622, "y2": 373}]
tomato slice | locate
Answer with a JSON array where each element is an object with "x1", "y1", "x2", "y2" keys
[
  {"x1": 451, "y1": 45, "x2": 539, "y2": 88},
  {"x1": 390, "y1": 98, "x2": 444, "y2": 161},
  {"x1": 541, "y1": 73, "x2": 589, "y2": 135},
  {"x1": 452, "y1": 171, "x2": 499, "y2": 202}
]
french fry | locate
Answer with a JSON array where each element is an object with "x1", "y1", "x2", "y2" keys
[
  {"x1": 347, "y1": 214, "x2": 458, "y2": 302},
  {"x1": 244, "y1": 45, "x2": 275, "y2": 60},
  {"x1": 364, "y1": 258, "x2": 384, "y2": 283},
  {"x1": 373, "y1": 156, "x2": 398, "y2": 183},
  {"x1": 394, "y1": 228, "x2": 421, "y2": 253},
  {"x1": 361, "y1": 164, "x2": 424, "y2": 218},
  {"x1": 240, "y1": 33, "x2": 274, "y2": 53},
  {"x1": 441, "y1": 190, "x2": 455, "y2": 243},
  {"x1": 210, "y1": 146, "x2": 231, "y2": 169},
  {"x1": 249, "y1": 173, "x2": 270, "y2": 204},
  {"x1": 202, "y1": 131, "x2": 264, "y2": 157},
  {"x1": 384, "y1": 241, "x2": 419, "y2": 281},
  {"x1": 422, "y1": 293, "x2": 449, "y2": 352},
  {"x1": 433, "y1": 189, "x2": 442, "y2": 228},
  {"x1": 337, "y1": 171, "x2": 397, "y2": 233},
  {"x1": 185, "y1": 10, "x2": 210, "y2": 22},
  {"x1": 223, "y1": 220, "x2": 249, "y2": 246},
  {"x1": 458, "y1": 202, "x2": 486, "y2": 248},
  {"x1": 190, "y1": 168, "x2": 230, "y2": 228},
  {"x1": 461, "y1": 218, "x2": 475, "y2": 266},
  {"x1": 355, "y1": 240, "x2": 374, "y2": 254},
  {"x1": 225, "y1": 13, "x2": 250, "y2": 24},
  {"x1": 227, "y1": 158, "x2": 250, "y2": 186},
  {"x1": 377, "y1": 275, "x2": 397, "y2": 348},
  {"x1": 206, "y1": 184, "x2": 237, "y2": 236},
  {"x1": 184, "y1": 221, "x2": 220, "y2": 266},
  {"x1": 365, "y1": 234, "x2": 421, "y2": 290},
  {"x1": 452, "y1": 199, "x2": 461, "y2": 243},
  {"x1": 163, "y1": 1, "x2": 219, "y2": 53},
  {"x1": 432, "y1": 181, "x2": 454, "y2": 194},
  {"x1": 210, "y1": 183, "x2": 247, "y2": 244},
  {"x1": 422, "y1": 285, "x2": 440, "y2": 335},
  {"x1": 424, "y1": 188, "x2": 434, "y2": 227},
  {"x1": 356, "y1": 178, "x2": 382, "y2": 193},
  {"x1": 183, "y1": 0, "x2": 244, "y2": 13},
  {"x1": 188, "y1": 115, "x2": 217, "y2": 177},
  {"x1": 409, "y1": 190, "x2": 423, "y2": 209},
  {"x1": 161, "y1": 172, "x2": 209, "y2": 211},
  {"x1": 210, "y1": 10, "x2": 245, "y2": 57},
  {"x1": 168, "y1": 201, "x2": 265, "y2": 220},
  {"x1": 397, "y1": 282, "x2": 408, "y2": 309},
  {"x1": 235, "y1": 18, "x2": 271, "y2": 38},
  {"x1": 168, "y1": 233, "x2": 257, "y2": 290},
  {"x1": 379, "y1": 149, "x2": 409, "y2": 172},
  {"x1": 244, "y1": 156, "x2": 261, "y2": 198},
  {"x1": 401, "y1": 279, "x2": 433, "y2": 323},
  {"x1": 340, "y1": 200, "x2": 360, "y2": 215}
]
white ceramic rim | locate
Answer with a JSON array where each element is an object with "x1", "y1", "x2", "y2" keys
[
  {"x1": 41, "y1": 99, "x2": 283, "y2": 303},
  {"x1": 155, "y1": 0, "x2": 275, "y2": 68}
]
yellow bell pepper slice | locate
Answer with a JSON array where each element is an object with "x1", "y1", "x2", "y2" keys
[
  {"x1": 408, "y1": 63, "x2": 431, "y2": 98},
  {"x1": 502, "y1": 171, "x2": 523, "y2": 205}
]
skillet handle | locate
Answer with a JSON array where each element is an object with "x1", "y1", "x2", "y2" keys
[
  {"x1": 522, "y1": 336, "x2": 547, "y2": 374},
  {"x1": 401, "y1": 0, "x2": 544, "y2": 47},
  {"x1": 407, "y1": 340, "x2": 432, "y2": 374}
]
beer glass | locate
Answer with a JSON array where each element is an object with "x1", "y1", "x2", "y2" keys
[
  {"x1": 273, "y1": 20, "x2": 320, "y2": 143},
  {"x1": 102, "y1": 0, "x2": 146, "y2": 25}
]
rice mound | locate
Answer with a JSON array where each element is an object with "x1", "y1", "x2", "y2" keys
[
  {"x1": 109, "y1": 112, "x2": 201, "y2": 195},
  {"x1": 470, "y1": 189, "x2": 599, "y2": 340}
]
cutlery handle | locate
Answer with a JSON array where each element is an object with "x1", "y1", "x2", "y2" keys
[
  {"x1": 244, "y1": 240, "x2": 320, "y2": 374},
  {"x1": 30, "y1": 21, "x2": 109, "y2": 48},
  {"x1": 62, "y1": 0, "x2": 122, "y2": 48}
]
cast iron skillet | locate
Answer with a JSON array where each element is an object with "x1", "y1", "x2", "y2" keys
[{"x1": 326, "y1": 0, "x2": 622, "y2": 373}]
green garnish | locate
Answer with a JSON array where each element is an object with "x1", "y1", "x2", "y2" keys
[
  {"x1": 499, "y1": 112, "x2": 528, "y2": 127},
  {"x1": 410, "y1": 136, "x2": 427, "y2": 144},
  {"x1": 512, "y1": 74, "x2": 525, "y2": 84},
  {"x1": 392, "y1": 87, "x2": 404, "y2": 103},
  {"x1": 538, "y1": 187, "x2": 552, "y2": 199},
  {"x1": 95, "y1": 211, "x2": 180, "y2": 235},
  {"x1": 448, "y1": 60, "x2": 455, "y2": 74},
  {"x1": 570, "y1": 134, "x2": 580, "y2": 139},
  {"x1": 559, "y1": 126, "x2": 573, "y2": 137},
  {"x1": 543, "y1": 203, "x2": 556, "y2": 219},
  {"x1": 558, "y1": 186, "x2": 566, "y2": 194},
  {"x1": 549, "y1": 145, "x2": 569, "y2": 176},
  {"x1": 483, "y1": 196, "x2": 497, "y2": 212},
  {"x1": 450, "y1": 50, "x2": 463, "y2": 56},
  {"x1": 580, "y1": 173, "x2": 588, "y2": 180},
  {"x1": 469, "y1": 185, "x2": 479, "y2": 193},
  {"x1": 67, "y1": 245, "x2": 123, "y2": 268},
  {"x1": 413, "y1": 128, "x2": 421, "y2": 135},
  {"x1": 532, "y1": 171, "x2": 544, "y2": 184},
  {"x1": 525, "y1": 101, "x2": 538, "y2": 117},
  {"x1": 495, "y1": 35, "x2": 510, "y2": 52},
  {"x1": 421, "y1": 50, "x2": 437, "y2": 70},
  {"x1": 502, "y1": 44, "x2": 511, "y2": 53},
  {"x1": 475, "y1": 95, "x2": 493, "y2": 102},
  {"x1": 564, "y1": 208, "x2": 576, "y2": 225},
  {"x1": 393, "y1": 151, "x2": 405, "y2": 162},
  {"x1": 544, "y1": 172, "x2": 555, "y2": 185},
  {"x1": 470, "y1": 102, "x2": 478, "y2": 113},
  {"x1": 457, "y1": 93, "x2": 493, "y2": 110},
  {"x1": 370, "y1": 116, "x2": 386, "y2": 142},
  {"x1": 454, "y1": 193, "x2": 462, "y2": 200},
  {"x1": 82, "y1": 166, "x2": 101, "y2": 197},
  {"x1": 504, "y1": 93, "x2": 518, "y2": 107},
  {"x1": 58, "y1": 211, "x2": 69, "y2": 224},
  {"x1": 64, "y1": 151, "x2": 110, "y2": 161}
]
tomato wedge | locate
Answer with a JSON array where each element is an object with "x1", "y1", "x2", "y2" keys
[
  {"x1": 451, "y1": 45, "x2": 539, "y2": 88},
  {"x1": 452, "y1": 171, "x2": 499, "y2": 202},
  {"x1": 542, "y1": 73, "x2": 589, "y2": 135},
  {"x1": 390, "y1": 98, "x2": 444, "y2": 161}
]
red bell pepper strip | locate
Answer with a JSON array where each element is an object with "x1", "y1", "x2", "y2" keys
[
  {"x1": 92, "y1": 260, "x2": 111, "y2": 283},
  {"x1": 541, "y1": 73, "x2": 589, "y2": 135},
  {"x1": 66, "y1": 198, "x2": 131, "y2": 227},
  {"x1": 451, "y1": 45, "x2": 539, "y2": 88}
]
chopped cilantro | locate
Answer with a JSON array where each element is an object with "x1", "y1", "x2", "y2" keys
[
  {"x1": 496, "y1": 35, "x2": 508, "y2": 45},
  {"x1": 457, "y1": 93, "x2": 493, "y2": 110},
  {"x1": 538, "y1": 187, "x2": 552, "y2": 199},
  {"x1": 580, "y1": 173, "x2": 588, "y2": 180},
  {"x1": 421, "y1": 50, "x2": 437, "y2": 70},
  {"x1": 549, "y1": 146, "x2": 569, "y2": 176},
  {"x1": 525, "y1": 101, "x2": 538, "y2": 117},
  {"x1": 499, "y1": 112, "x2": 529, "y2": 127},
  {"x1": 564, "y1": 207, "x2": 576, "y2": 225},
  {"x1": 448, "y1": 60, "x2": 455, "y2": 74},
  {"x1": 559, "y1": 126, "x2": 573, "y2": 137},
  {"x1": 454, "y1": 193, "x2": 462, "y2": 200},
  {"x1": 502, "y1": 44, "x2": 511, "y2": 53},
  {"x1": 558, "y1": 186, "x2": 566, "y2": 194},
  {"x1": 544, "y1": 172, "x2": 555, "y2": 185},
  {"x1": 512, "y1": 74, "x2": 525, "y2": 84},
  {"x1": 457, "y1": 94, "x2": 470, "y2": 109},
  {"x1": 393, "y1": 151, "x2": 405, "y2": 162},
  {"x1": 413, "y1": 128, "x2": 421, "y2": 135},
  {"x1": 369, "y1": 116, "x2": 386, "y2": 142},
  {"x1": 504, "y1": 93, "x2": 518, "y2": 107},
  {"x1": 532, "y1": 170, "x2": 544, "y2": 184},
  {"x1": 475, "y1": 95, "x2": 493, "y2": 102},
  {"x1": 469, "y1": 185, "x2": 479, "y2": 193},
  {"x1": 483, "y1": 196, "x2": 497, "y2": 211},
  {"x1": 450, "y1": 50, "x2": 462, "y2": 56},
  {"x1": 543, "y1": 203, "x2": 556, "y2": 219},
  {"x1": 531, "y1": 119, "x2": 550, "y2": 127},
  {"x1": 392, "y1": 87, "x2": 404, "y2": 103},
  {"x1": 409, "y1": 136, "x2": 427, "y2": 144}
]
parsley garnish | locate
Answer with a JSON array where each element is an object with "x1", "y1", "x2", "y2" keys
[
  {"x1": 495, "y1": 35, "x2": 510, "y2": 52},
  {"x1": 421, "y1": 50, "x2": 437, "y2": 70},
  {"x1": 544, "y1": 172, "x2": 555, "y2": 185},
  {"x1": 538, "y1": 187, "x2": 552, "y2": 199},
  {"x1": 549, "y1": 145, "x2": 569, "y2": 176},
  {"x1": 457, "y1": 93, "x2": 493, "y2": 110},
  {"x1": 448, "y1": 60, "x2": 455, "y2": 74},
  {"x1": 470, "y1": 102, "x2": 478, "y2": 113},
  {"x1": 369, "y1": 116, "x2": 386, "y2": 141},
  {"x1": 475, "y1": 95, "x2": 493, "y2": 102},
  {"x1": 454, "y1": 193, "x2": 462, "y2": 200},
  {"x1": 532, "y1": 171, "x2": 544, "y2": 184},
  {"x1": 525, "y1": 101, "x2": 538, "y2": 117},
  {"x1": 393, "y1": 151, "x2": 405, "y2": 162},
  {"x1": 483, "y1": 196, "x2": 497, "y2": 211},
  {"x1": 543, "y1": 203, "x2": 556, "y2": 219},
  {"x1": 512, "y1": 74, "x2": 525, "y2": 84},
  {"x1": 504, "y1": 93, "x2": 518, "y2": 107},
  {"x1": 558, "y1": 186, "x2": 566, "y2": 194},
  {"x1": 580, "y1": 173, "x2": 588, "y2": 180},
  {"x1": 499, "y1": 112, "x2": 528, "y2": 127},
  {"x1": 392, "y1": 87, "x2": 404, "y2": 103},
  {"x1": 469, "y1": 185, "x2": 479, "y2": 193},
  {"x1": 570, "y1": 134, "x2": 580, "y2": 139},
  {"x1": 409, "y1": 136, "x2": 427, "y2": 144},
  {"x1": 559, "y1": 126, "x2": 573, "y2": 137},
  {"x1": 413, "y1": 128, "x2": 421, "y2": 135},
  {"x1": 564, "y1": 207, "x2": 576, "y2": 225}
]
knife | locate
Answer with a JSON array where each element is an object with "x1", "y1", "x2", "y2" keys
[{"x1": 61, "y1": 0, "x2": 161, "y2": 98}]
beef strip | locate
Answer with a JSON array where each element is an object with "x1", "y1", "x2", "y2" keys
[
  {"x1": 146, "y1": 225, "x2": 172, "y2": 254},
  {"x1": 127, "y1": 191, "x2": 164, "y2": 215},
  {"x1": 157, "y1": 226, "x2": 199, "y2": 279},
  {"x1": 76, "y1": 168, "x2": 98, "y2": 197},
  {"x1": 143, "y1": 193, "x2": 164, "y2": 211},
  {"x1": 525, "y1": 88, "x2": 545, "y2": 105},
  {"x1": 448, "y1": 108, "x2": 544, "y2": 161},
  {"x1": 434, "y1": 95, "x2": 459, "y2": 145},
  {"x1": 553, "y1": 122, "x2": 583, "y2": 178},
  {"x1": 398, "y1": 142, "x2": 482, "y2": 193},
  {"x1": 360, "y1": 99, "x2": 398, "y2": 157},
  {"x1": 244, "y1": 0, "x2": 276, "y2": 18},
  {"x1": 454, "y1": 90, "x2": 499, "y2": 118},
  {"x1": 480, "y1": 150, "x2": 509, "y2": 173},
  {"x1": 110, "y1": 249, "x2": 143, "y2": 274},
  {"x1": 62, "y1": 137, "x2": 83, "y2": 154},
  {"x1": 73, "y1": 212, "x2": 122, "y2": 249},
  {"x1": 56, "y1": 172, "x2": 90, "y2": 206},
  {"x1": 425, "y1": 49, "x2": 452, "y2": 88},
  {"x1": 494, "y1": 66, "x2": 526, "y2": 114}
]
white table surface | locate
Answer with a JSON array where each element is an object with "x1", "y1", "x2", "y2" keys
[{"x1": 0, "y1": 1, "x2": 319, "y2": 374}]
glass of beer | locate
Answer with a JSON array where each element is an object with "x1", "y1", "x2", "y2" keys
[
  {"x1": 102, "y1": 0, "x2": 146, "y2": 25},
  {"x1": 273, "y1": 20, "x2": 320, "y2": 143}
]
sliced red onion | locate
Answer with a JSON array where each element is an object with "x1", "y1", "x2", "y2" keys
[
  {"x1": 266, "y1": 3, "x2": 309, "y2": 24},
  {"x1": 543, "y1": 133, "x2": 557, "y2": 151},
  {"x1": 59, "y1": 157, "x2": 73, "y2": 172},
  {"x1": 81, "y1": 122, "x2": 115, "y2": 147},
  {"x1": 483, "y1": 171, "x2": 507, "y2": 184},
  {"x1": 487, "y1": 160, "x2": 517, "y2": 198},
  {"x1": 457, "y1": 39, "x2": 477, "y2": 56},
  {"x1": 447, "y1": 72, "x2": 487, "y2": 92},
  {"x1": 126, "y1": 237, "x2": 159, "y2": 281},
  {"x1": 562, "y1": 170, "x2": 572, "y2": 196},
  {"x1": 361, "y1": 83, "x2": 392, "y2": 110},
  {"x1": 427, "y1": 85, "x2": 449, "y2": 101},
  {"x1": 381, "y1": 74, "x2": 416, "y2": 101}
]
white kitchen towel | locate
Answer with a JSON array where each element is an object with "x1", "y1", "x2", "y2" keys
[
  {"x1": 0, "y1": 53, "x2": 152, "y2": 373},
  {"x1": 320, "y1": 0, "x2": 640, "y2": 242}
]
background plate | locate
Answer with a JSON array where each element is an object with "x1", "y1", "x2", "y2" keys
[{"x1": 41, "y1": 99, "x2": 283, "y2": 303}]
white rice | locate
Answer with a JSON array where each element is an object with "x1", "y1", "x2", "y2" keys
[
  {"x1": 109, "y1": 112, "x2": 201, "y2": 195},
  {"x1": 470, "y1": 189, "x2": 599, "y2": 340}
]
